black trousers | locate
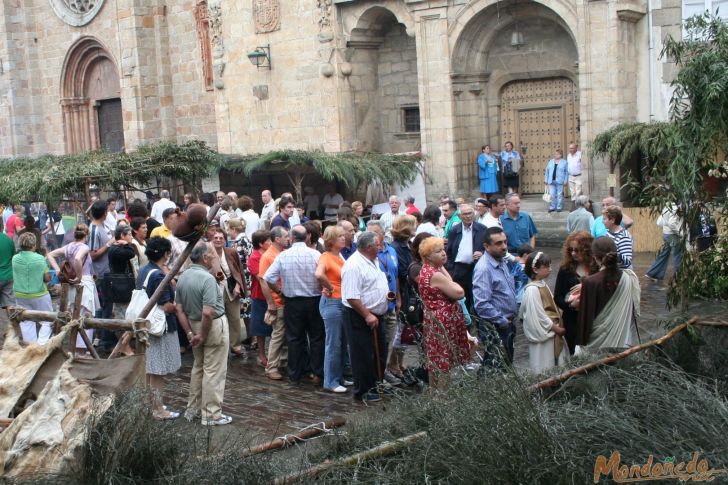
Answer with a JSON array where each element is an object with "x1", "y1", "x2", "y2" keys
[
  {"x1": 450, "y1": 262, "x2": 474, "y2": 311},
  {"x1": 284, "y1": 296, "x2": 325, "y2": 382},
  {"x1": 343, "y1": 306, "x2": 380, "y2": 399}
]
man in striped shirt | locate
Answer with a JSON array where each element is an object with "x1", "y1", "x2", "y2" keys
[{"x1": 604, "y1": 206, "x2": 633, "y2": 270}]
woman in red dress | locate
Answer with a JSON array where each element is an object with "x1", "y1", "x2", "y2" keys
[{"x1": 417, "y1": 237, "x2": 473, "y2": 389}]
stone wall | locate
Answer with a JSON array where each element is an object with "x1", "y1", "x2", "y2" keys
[
  {"x1": 376, "y1": 23, "x2": 419, "y2": 153},
  {"x1": 0, "y1": 0, "x2": 216, "y2": 159}
]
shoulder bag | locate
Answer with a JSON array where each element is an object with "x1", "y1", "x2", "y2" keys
[{"x1": 125, "y1": 269, "x2": 167, "y2": 336}]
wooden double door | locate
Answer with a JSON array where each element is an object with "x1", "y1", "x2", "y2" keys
[{"x1": 499, "y1": 77, "x2": 579, "y2": 193}]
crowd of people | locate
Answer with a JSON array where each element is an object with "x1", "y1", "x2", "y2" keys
[{"x1": 0, "y1": 184, "x2": 654, "y2": 425}]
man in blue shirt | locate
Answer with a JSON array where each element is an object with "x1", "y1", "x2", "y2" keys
[
  {"x1": 338, "y1": 220, "x2": 357, "y2": 260},
  {"x1": 592, "y1": 196, "x2": 634, "y2": 237},
  {"x1": 367, "y1": 220, "x2": 402, "y2": 386},
  {"x1": 473, "y1": 227, "x2": 518, "y2": 365},
  {"x1": 500, "y1": 193, "x2": 538, "y2": 254}
]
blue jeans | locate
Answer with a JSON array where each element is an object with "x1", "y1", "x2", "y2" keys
[
  {"x1": 320, "y1": 296, "x2": 345, "y2": 389},
  {"x1": 646, "y1": 234, "x2": 682, "y2": 280},
  {"x1": 549, "y1": 183, "x2": 564, "y2": 211}
]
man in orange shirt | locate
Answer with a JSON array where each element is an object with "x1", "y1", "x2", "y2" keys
[{"x1": 257, "y1": 226, "x2": 290, "y2": 380}]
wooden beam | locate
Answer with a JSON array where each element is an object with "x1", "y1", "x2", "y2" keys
[
  {"x1": 274, "y1": 431, "x2": 428, "y2": 484},
  {"x1": 7, "y1": 307, "x2": 138, "y2": 332},
  {"x1": 242, "y1": 417, "x2": 346, "y2": 457},
  {"x1": 528, "y1": 316, "x2": 712, "y2": 393}
]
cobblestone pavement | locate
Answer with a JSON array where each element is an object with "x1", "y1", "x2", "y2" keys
[
  {"x1": 1, "y1": 249, "x2": 724, "y2": 445},
  {"x1": 162, "y1": 248, "x2": 725, "y2": 441}
]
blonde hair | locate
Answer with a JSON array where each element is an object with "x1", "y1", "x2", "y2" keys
[
  {"x1": 323, "y1": 225, "x2": 344, "y2": 251},
  {"x1": 18, "y1": 232, "x2": 37, "y2": 251},
  {"x1": 351, "y1": 201, "x2": 363, "y2": 212},
  {"x1": 227, "y1": 218, "x2": 245, "y2": 233},
  {"x1": 391, "y1": 214, "x2": 416, "y2": 241},
  {"x1": 418, "y1": 237, "x2": 444, "y2": 260}
]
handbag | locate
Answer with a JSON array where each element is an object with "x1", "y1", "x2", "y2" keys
[
  {"x1": 542, "y1": 186, "x2": 551, "y2": 203},
  {"x1": 125, "y1": 269, "x2": 167, "y2": 336},
  {"x1": 58, "y1": 245, "x2": 78, "y2": 283}
]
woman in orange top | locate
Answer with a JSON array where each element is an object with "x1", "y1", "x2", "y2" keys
[{"x1": 315, "y1": 225, "x2": 347, "y2": 393}]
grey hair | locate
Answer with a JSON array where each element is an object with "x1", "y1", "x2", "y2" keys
[
  {"x1": 389, "y1": 195, "x2": 400, "y2": 203},
  {"x1": 366, "y1": 220, "x2": 383, "y2": 230},
  {"x1": 189, "y1": 241, "x2": 209, "y2": 263},
  {"x1": 405, "y1": 195, "x2": 416, "y2": 204},
  {"x1": 270, "y1": 226, "x2": 287, "y2": 241},
  {"x1": 160, "y1": 189, "x2": 170, "y2": 199},
  {"x1": 357, "y1": 231, "x2": 379, "y2": 251},
  {"x1": 115, "y1": 224, "x2": 132, "y2": 240},
  {"x1": 505, "y1": 192, "x2": 520, "y2": 204},
  {"x1": 575, "y1": 195, "x2": 589, "y2": 208}
]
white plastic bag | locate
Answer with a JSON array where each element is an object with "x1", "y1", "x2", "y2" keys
[{"x1": 126, "y1": 269, "x2": 167, "y2": 337}]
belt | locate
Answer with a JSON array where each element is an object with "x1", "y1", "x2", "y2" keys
[
  {"x1": 213, "y1": 313, "x2": 225, "y2": 320},
  {"x1": 570, "y1": 173, "x2": 582, "y2": 176}
]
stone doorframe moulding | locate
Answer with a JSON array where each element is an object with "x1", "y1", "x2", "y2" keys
[
  {"x1": 49, "y1": 0, "x2": 106, "y2": 27},
  {"x1": 60, "y1": 36, "x2": 119, "y2": 154}
]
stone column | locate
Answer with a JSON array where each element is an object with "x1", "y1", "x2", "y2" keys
[{"x1": 414, "y1": 9, "x2": 459, "y2": 201}]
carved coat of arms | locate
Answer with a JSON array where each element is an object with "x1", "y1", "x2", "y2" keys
[{"x1": 253, "y1": 0, "x2": 281, "y2": 33}]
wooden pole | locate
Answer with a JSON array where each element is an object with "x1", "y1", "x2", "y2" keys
[
  {"x1": 108, "y1": 204, "x2": 220, "y2": 359},
  {"x1": 372, "y1": 327, "x2": 382, "y2": 382},
  {"x1": 274, "y1": 431, "x2": 428, "y2": 484},
  {"x1": 242, "y1": 417, "x2": 346, "y2": 458},
  {"x1": 69, "y1": 284, "x2": 83, "y2": 356},
  {"x1": 528, "y1": 316, "x2": 704, "y2": 393},
  {"x1": 54, "y1": 283, "x2": 69, "y2": 334}
]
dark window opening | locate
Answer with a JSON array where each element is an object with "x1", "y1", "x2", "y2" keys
[{"x1": 403, "y1": 107, "x2": 420, "y2": 133}]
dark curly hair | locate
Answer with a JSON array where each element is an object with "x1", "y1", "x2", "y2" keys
[{"x1": 145, "y1": 236, "x2": 172, "y2": 262}]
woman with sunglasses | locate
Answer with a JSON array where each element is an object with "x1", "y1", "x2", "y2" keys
[{"x1": 554, "y1": 230, "x2": 598, "y2": 354}]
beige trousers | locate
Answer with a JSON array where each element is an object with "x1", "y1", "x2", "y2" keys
[
  {"x1": 224, "y1": 291, "x2": 243, "y2": 351},
  {"x1": 569, "y1": 174, "x2": 583, "y2": 201},
  {"x1": 187, "y1": 316, "x2": 229, "y2": 424},
  {"x1": 265, "y1": 307, "x2": 288, "y2": 374}
]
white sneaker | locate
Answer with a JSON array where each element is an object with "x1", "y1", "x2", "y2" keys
[
  {"x1": 328, "y1": 385, "x2": 347, "y2": 393},
  {"x1": 342, "y1": 379, "x2": 354, "y2": 386},
  {"x1": 202, "y1": 414, "x2": 232, "y2": 426}
]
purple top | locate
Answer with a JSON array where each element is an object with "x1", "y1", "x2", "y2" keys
[{"x1": 65, "y1": 242, "x2": 93, "y2": 276}]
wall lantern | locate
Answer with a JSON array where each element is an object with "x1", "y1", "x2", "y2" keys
[
  {"x1": 247, "y1": 44, "x2": 271, "y2": 70},
  {"x1": 510, "y1": 29, "x2": 525, "y2": 49}
]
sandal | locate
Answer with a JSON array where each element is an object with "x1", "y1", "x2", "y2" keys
[{"x1": 257, "y1": 356, "x2": 268, "y2": 367}]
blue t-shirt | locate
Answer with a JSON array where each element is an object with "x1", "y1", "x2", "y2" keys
[
  {"x1": 377, "y1": 244, "x2": 398, "y2": 313},
  {"x1": 500, "y1": 211, "x2": 538, "y2": 253}
]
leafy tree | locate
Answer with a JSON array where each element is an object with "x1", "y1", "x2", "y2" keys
[{"x1": 592, "y1": 12, "x2": 728, "y2": 309}]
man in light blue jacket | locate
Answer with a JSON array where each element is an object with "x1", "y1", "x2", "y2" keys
[{"x1": 544, "y1": 149, "x2": 569, "y2": 212}]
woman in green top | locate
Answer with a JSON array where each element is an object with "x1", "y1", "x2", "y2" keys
[{"x1": 13, "y1": 232, "x2": 52, "y2": 345}]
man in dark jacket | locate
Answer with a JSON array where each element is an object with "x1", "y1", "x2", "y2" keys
[{"x1": 445, "y1": 203, "x2": 486, "y2": 310}]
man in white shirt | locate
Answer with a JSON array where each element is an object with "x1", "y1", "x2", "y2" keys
[
  {"x1": 480, "y1": 195, "x2": 505, "y2": 229},
  {"x1": 321, "y1": 186, "x2": 344, "y2": 220},
  {"x1": 377, "y1": 195, "x2": 404, "y2": 242},
  {"x1": 567, "y1": 144, "x2": 583, "y2": 203},
  {"x1": 341, "y1": 231, "x2": 389, "y2": 403},
  {"x1": 150, "y1": 190, "x2": 177, "y2": 224},
  {"x1": 260, "y1": 190, "x2": 276, "y2": 227},
  {"x1": 238, "y1": 195, "x2": 260, "y2": 239}
]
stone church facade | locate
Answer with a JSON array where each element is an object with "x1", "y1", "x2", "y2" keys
[{"x1": 1, "y1": 0, "x2": 687, "y2": 201}]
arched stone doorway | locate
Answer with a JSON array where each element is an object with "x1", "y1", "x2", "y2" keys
[
  {"x1": 60, "y1": 37, "x2": 124, "y2": 154},
  {"x1": 451, "y1": 0, "x2": 579, "y2": 194},
  {"x1": 340, "y1": 6, "x2": 420, "y2": 153},
  {"x1": 500, "y1": 77, "x2": 579, "y2": 193}
]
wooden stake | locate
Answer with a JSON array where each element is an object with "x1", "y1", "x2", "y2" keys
[
  {"x1": 69, "y1": 284, "x2": 83, "y2": 356},
  {"x1": 108, "y1": 204, "x2": 220, "y2": 359},
  {"x1": 274, "y1": 431, "x2": 427, "y2": 484},
  {"x1": 528, "y1": 316, "x2": 705, "y2": 393},
  {"x1": 242, "y1": 417, "x2": 346, "y2": 457}
]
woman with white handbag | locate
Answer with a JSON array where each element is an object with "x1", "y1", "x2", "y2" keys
[{"x1": 136, "y1": 237, "x2": 191, "y2": 420}]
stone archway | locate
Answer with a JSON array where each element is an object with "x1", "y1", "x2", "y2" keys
[
  {"x1": 450, "y1": 0, "x2": 579, "y2": 193},
  {"x1": 339, "y1": 5, "x2": 420, "y2": 153},
  {"x1": 60, "y1": 37, "x2": 123, "y2": 154}
]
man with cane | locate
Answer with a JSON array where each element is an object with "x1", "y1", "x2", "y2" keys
[{"x1": 341, "y1": 231, "x2": 390, "y2": 403}]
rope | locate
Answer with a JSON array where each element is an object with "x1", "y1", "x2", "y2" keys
[
  {"x1": 7, "y1": 307, "x2": 22, "y2": 322},
  {"x1": 273, "y1": 421, "x2": 335, "y2": 445},
  {"x1": 132, "y1": 318, "x2": 150, "y2": 344}
]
